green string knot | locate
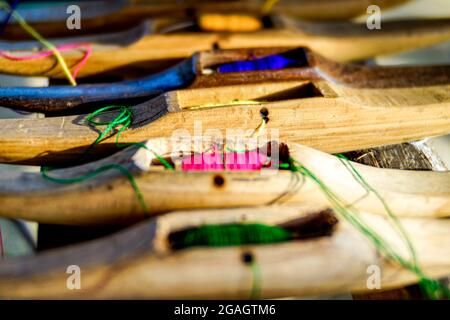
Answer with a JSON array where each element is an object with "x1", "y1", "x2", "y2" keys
[{"x1": 86, "y1": 105, "x2": 133, "y2": 148}]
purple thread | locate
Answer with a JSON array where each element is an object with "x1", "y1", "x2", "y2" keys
[{"x1": 217, "y1": 54, "x2": 299, "y2": 73}]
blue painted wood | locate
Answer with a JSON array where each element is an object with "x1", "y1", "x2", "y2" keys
[
  {"x1": 0, "y1": 1, "x2": 126, "y2": 23},
  {"x1": 0, "y1": 56, "x2": 197, "y2": 112}
]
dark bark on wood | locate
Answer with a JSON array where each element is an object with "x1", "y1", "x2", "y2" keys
[{"x1": 343, "y1": 143, "x2": 433, "y2": 171}]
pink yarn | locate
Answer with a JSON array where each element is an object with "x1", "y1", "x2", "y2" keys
[
  {"x1": 182, "y1": 150, "x2": 268, "y2": 171},
  {"x1": 0, "y1": 43, "x2": 92, "y2": 79}
]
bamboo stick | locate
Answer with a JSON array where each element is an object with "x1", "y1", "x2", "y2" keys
[
  {"x1": 193, "y1": 47, "x2": 450, "y2": 89},
  {"x1": 0, "y1": 138, "x2": 448, "y2": 224},
  {"x1": 0, "y1": 17, "x2": 448, "y2": 78},
  {"x1": 1, "y1": 0, "x2": 411, "y2": 39},
  {"x1": 3, "y1": 47, "x2": 450, "y2": 113},
  {"x1": 0, "y1": 205, "x2": 447, "y2": 299},
  {"x1": 1, "y1": 80, "x2": 449, "y2": 165}
]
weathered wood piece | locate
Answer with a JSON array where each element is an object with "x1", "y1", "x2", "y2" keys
[
  {"x1": 0, "y1": 205, "x2": 447, "y2": 299},
  {"x1": 0, "y1": 17, "x2": 448, "y2": 78},
  {"x1": 0, "y1": 57, "x2": 196, "y2": 113},
  {"x1": 1, "y1": 0, "x2": 411, "y2": 39},
  {"x1": 345, "y1": 139, "x2": 447, "y2": 299},
  {"x1": 3, "y1": 47, "x2": 450, "y2": 114},
  {"x1": 1, "y1": 80, "x2": 449, "y2": 165},
  {"x1": 345, "y1": 144, "x2": 441, "y2": 171},
  {"x1": 193, "y1": 47, "x2": 450, "y2": 89},
  {"x1": 0, "y1": 137, "x2": 448, "y2": 224}
]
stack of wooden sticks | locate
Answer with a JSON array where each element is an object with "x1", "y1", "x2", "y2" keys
[{"x1": 0, "y1": 0, "x2": 448, "y2": 300}]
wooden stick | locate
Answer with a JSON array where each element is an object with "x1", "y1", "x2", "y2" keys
[
  {"x1": 1, "y1": 80, "x2": 449, "y2": 165},
  {"x1": 1, "y1": 0, "x2": 411, "y2": 39},
  {"x1": 193, "y1": 47, "x2": 450, "y2": 89},
  {"x1": 0, "y1": 17, "x2": 448, "y2": 78},
  {"x1": 0, "y1": 206, "x2": 447, "y2": 299},
  {"x1": 3, "y1": 47, "x2": 450, "y2": 113},
  {"x1": 0, "y1": 57, "x2": 197, "y2": 112},
  {"x1": 0, "y1": 19, "x2": 153, "y2": 51},
  {"x1": 0, "y1": 138, "x2": 448, "y2": 224}
]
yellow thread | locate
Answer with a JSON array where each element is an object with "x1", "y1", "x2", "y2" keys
[
  {"x1": 251, "y1": 117, "x2": 267, "y2": 138},
  {"x1": 199, "y1": 14, "x2": 262, "y2": 32},
  {"x1": 0, "y1": 1, "x2": 77, "y2": 86},
  {"x1": 262, "y1": 0, "x2": 281, "y2": 14},
  {"x1": 185, "y1": 99, "x2": 263, "y2": 110}
]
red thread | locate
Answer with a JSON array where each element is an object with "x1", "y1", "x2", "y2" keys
[
  {"x1": 0, "y1": 42, "x2": 92, "y2": 80},
  {"x1": 182, "y1": 150, "x2": 268, "y2": 171}
]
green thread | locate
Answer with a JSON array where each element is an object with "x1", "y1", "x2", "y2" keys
[
  {"x1": 85, "y1": 105, "x2": 174, "y2": 170},
  {"x1": 172, "y1": 224, "x2": 294, "y2": 249},
  {"x1": 171, "y1": 223, "x2": 292, "y2": 300},
  {"x1": 86, "y1": 105, "x2": 132, "y2": 149},
  {"x1": 336, "y1": 154, "x2": 419, "y2": 265},
  {"x1": 41, "y1": 105, "x2": 173, "y2": 215},
  {"x1": 41, "y1": 164, "x2": 148, "y2": 213},
  {"x1": 0, "y1": 1, "x2": 77, "y2": 86},
  {"x1": 335, "y1": 153, "x2": 448, "y2": 299},
  {"x1": 250, "y1": 260, "x2": 262, "y2": 300},
  {"x1": 287, "y1": 156, "x2": 449, "y2": 299},
  {"x1": 37, "y1": 99, "x2": 447, "y2": 298}
]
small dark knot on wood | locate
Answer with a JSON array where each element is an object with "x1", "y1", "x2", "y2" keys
[
  {"x1": 260, "y1": 107, "x2": 269, "y2": 123},
  {"x1": 242, "y1": 252, "x2": 254, "y2": 265},
  {"x1": 213, "y1": 174, "x2": 225, "y2": 187}
]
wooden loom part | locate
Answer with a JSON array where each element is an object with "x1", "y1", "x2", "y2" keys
[
  {"x1": 0, "y1": 0, "x2": 448, "y2": 300},
  {"x1": 0, "y1": 205, "x2": 447, "y2": 299},
  {"x1": 0, "y1": 137, "x2": 448, "y2": 225},
  {"x1": 0, "y1": 0, "x2": 412, "y2": 39},
  {"x1": 2, "y1": 47, "x2": 450, "y2": 114},
  {"x1": 0, "y1": 17, "x2": 449, "y2": 78},
  {"x1": 0, "y1": 80, "x2": 449, "y2": 165}
]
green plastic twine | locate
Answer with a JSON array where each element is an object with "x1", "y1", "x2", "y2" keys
[
  {"x1": 250, "y1": 260, "x2": 262, "y2": 300},
  {"x1": 288, "y1": 156, "x2": 449, "y2": 299},
  {"x1": 42, "y1": 105, "x2": 174, "y2": 215}
]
